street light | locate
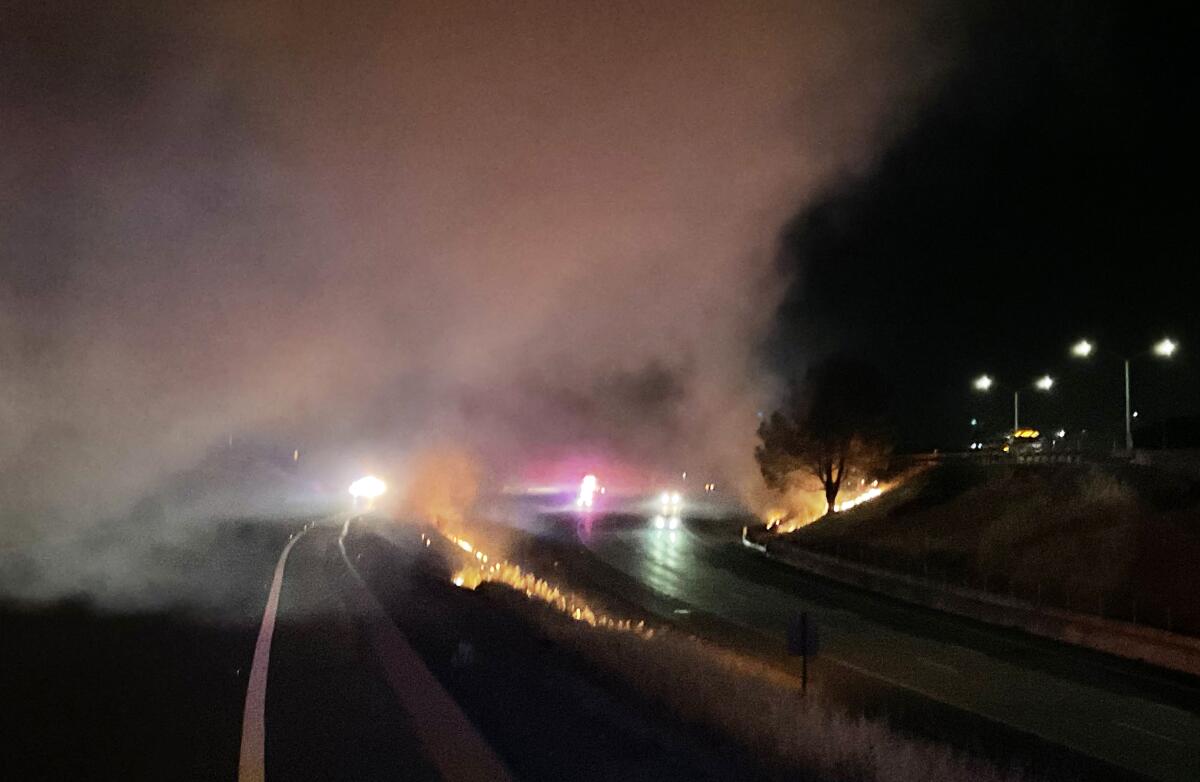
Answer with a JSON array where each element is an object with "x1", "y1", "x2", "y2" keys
[
  {"x1": 972, "y1": 374, "x2": 1053, "y2": 430},
  {"x1": 1069, "y1": 338, "x2": 1179, "y2": 451}
]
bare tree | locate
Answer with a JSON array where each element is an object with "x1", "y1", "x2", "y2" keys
[{"x1": 756, "y1": 357, "x2": 891, "y2": 512}]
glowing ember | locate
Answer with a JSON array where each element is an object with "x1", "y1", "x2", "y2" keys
[
  {"x1": 442, "y1": 531, "x2": 651, "y2": 637},
  {"x1": 766, "y1": 479, "x2": 893, "y2": 532},
  {"x1": 832, "y1": 485, "x2": 884, "y2": 512}
]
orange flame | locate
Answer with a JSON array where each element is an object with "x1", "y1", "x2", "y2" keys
[{"x1": 433, "y1": 531, "x2": 653, "y2": 637}]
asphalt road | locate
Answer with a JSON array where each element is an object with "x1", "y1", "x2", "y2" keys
[
  {"x1": 526, "y1": 510, "x2": 1200, "y2": 782},
  {"x1": 2, "y1": 518, "x2": 438, "y2": 781},
  {"x1": 3, "y1": 515, "x2": 769, "y2": 781},
  {"x1": 8, "y1": 504, "x2": 1198, "y2": 780}
]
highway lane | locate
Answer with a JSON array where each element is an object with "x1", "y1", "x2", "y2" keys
[
  {"x1": 4, "y1": 512, "x2": 775, "y2": 781},
  {"x1": 345, "y1": 520, "x2": 775, "y2": 782},
  {"x1": 17, "y1": 502, "x2": 1193, "y2": 780},
  {"x1": 256, "y1": 523, "x2": 445, "y2": 782},
  {"x1": 568, "y1": 517, "x2": 1200, "y2": 782},
  {"x1": 1, "y1": 517, "x2": 450, "y2": 781}
]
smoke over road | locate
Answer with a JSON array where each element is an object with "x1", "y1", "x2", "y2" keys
[{"x1": 2, "y1": 1, "x2": 957, "y2": 551}]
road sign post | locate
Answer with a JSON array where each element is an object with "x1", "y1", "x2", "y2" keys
[{"x1": 787, "y1": 611, "x2": 819, "y2": 694}]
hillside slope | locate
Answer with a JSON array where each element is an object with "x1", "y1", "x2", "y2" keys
[{"x1": 778, "y1": 460, "x2": 1200, "y2": 636}]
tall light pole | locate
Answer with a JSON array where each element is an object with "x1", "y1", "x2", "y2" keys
[
  {"x1": 972, "y1": 373, "x2": 1053, "y2": 432},
  {"x1": 1124, "y1": 358, "x2": 1131, "y2": 451},
  {"x1": 1071, "y1": 338, "x2": 1178, "y2": 452}
]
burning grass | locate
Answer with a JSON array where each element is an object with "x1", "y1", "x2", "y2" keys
[
  {"x1": 777, "y1": 461, "x2": 1200, "y2": 634},
  {"x1": 762, "y1": 463, "x2": 933, "y2": 534},
  {"x1": 439, "y1": 528, "x2": 1033, "y2": 781},
  {"x1": 438, "y1": 530, "x2": 652, "y2": 636}
]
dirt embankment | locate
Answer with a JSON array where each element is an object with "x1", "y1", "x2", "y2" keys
[{"x1": 775, "y1": 461, "x2": 1200, "y2": 637}]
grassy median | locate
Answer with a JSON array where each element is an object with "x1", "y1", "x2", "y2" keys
[{"x1": 483, "y1": 583, "x2": 1034, "y2": 782}]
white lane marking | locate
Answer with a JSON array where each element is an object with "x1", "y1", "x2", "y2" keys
[
  {"x1": 238, "y1": 528, "x2": 307, "y2": 782},
  {"x1": 594, "y1": 526, "x2": 1200, "y2": 780},
  {"x1": 596, "y1": 536, "x2": 991, "y2": 709},
  {"x1": 338, "y1": 518, "x2": 514, "y2": 782},
  {"x1": 1113, "y1": 720, "x2": 1186, "y2": 746},
  {"x1": 828, "y1": 655, "x2": 949, "y2": 699},
  {"x1": 914, "y1": 655, "x2": 960, "y2": 675}
]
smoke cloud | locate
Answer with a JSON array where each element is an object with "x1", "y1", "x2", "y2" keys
[{"x1": 2, "y1": 1, "x2": 956, "y2": 549}]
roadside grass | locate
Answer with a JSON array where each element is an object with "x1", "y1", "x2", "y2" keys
[
  {"x1": 487, "y1": 586, "x2": 1033, "y2": 782},
  {"x1": 778, "y1": 462, "x2": 1200, "y2": 633}
]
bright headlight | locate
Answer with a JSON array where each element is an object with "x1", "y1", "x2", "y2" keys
[{"x1": 349, "y1": 475, "x2": 387, "y2": 499}]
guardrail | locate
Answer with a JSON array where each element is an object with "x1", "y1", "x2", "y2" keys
[
  {"x1": 758, "y1": 540, "x2": 1200, "y2": 677},
  {"x1": 903, "y1": 450, "x2": 1134, "y2": 466}
]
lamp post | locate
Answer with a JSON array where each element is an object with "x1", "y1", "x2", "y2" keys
[
  {"x1": 1070, "y1": 338, "x2": 1178, "y2": 452},
  {"x1": 972, "y1": 373, "x2": 1053, "y2": 432}
]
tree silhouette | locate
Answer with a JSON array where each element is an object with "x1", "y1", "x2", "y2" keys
[{"x1": 756, "y1": 356, "x2": 892, "y2": 512}]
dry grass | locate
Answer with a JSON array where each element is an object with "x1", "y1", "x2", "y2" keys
[
  {"x1": 781, "y1": 462, "x2": 1200, "y2": 633},
  {"x1": 495, "y1": 589, "x2": 1031, "y2": 782}
]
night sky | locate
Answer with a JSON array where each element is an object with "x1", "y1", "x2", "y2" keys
[{"x1": 770, "y1": 2, "x2": 1200, "y2": 450}]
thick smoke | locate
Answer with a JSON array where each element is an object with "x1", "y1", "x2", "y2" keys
[{"x1": 2, "y1": 1, "x2": 955, "y2": 552}]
